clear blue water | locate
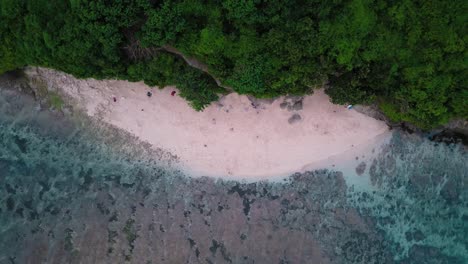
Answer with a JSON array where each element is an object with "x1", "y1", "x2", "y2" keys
[{"x1": 0, "y1": 86, "x2": 467, "y2": 264}]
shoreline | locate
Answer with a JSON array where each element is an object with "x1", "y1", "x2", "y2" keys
[
  {"x1": 1, "y1": 78, "x2": 466, "y2": 263},
  {"x1": 24, "y1": 67, "x2": 391, "y2": 181}
]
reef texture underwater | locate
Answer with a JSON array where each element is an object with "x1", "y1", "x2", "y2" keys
[{"x1": 0, "y1": 80, "x2": 467, "y2": 264}]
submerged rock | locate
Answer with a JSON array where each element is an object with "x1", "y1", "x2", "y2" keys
[
  {"x1": 0, "y1": 87, "x2": 466, "y2": 263},
  {"x1": 355, "y1": 162, "x2": 367, "y2": 175}
]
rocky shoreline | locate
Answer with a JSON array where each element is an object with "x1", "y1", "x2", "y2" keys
[
  {"x1": 353, "y1": 102, "x2": 468, "y2": 146},
  {"x1": 122, "y1": 45, "x2": 468, "y2": 145},
  {"x1": 1, "y1": 70, "x2": 467, "y2": 263},
  {"x1": 1, "y1": 69, "x2": 466, "y2": 149}
]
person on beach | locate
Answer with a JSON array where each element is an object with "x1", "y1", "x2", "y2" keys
[{"x1": 171, "y1": 91, "x2": 176, "y2": 96}]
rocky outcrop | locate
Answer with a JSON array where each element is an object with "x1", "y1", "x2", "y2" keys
[
  {"x1": 353, "y1": 104, "x2": 468, "y2": 145},
  {"x1": 352, "y1": 104, "x2": 388, "y2": 124},
  {"x1": 288, "y1": 113, "x2": 302, "y2": 124},
  {"x1": 280, "y1": 96, "x2": 304, "y2": 112},
  {"x1": 162, "y1": 45, "x2": 233, "y2": 91}
]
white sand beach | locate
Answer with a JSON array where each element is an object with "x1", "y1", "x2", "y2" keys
[{"x1": 26, "y1": 68, "x2": 391, "y2": 181}]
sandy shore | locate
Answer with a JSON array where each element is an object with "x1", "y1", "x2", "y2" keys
[{"x1": 26, "y1": 67, "x2": 391, "y2": 181}]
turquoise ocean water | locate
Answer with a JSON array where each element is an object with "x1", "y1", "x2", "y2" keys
[{"x1": 0, "y1": 85, "x2": 467, "y2": 263}]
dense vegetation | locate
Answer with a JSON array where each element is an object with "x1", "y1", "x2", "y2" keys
[{"x1": 0, "y1": 0, "x2": 466, "y2": 127}]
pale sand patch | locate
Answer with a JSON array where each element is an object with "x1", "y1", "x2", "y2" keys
[{"x1": 26, "y1": 68, "x2": 390, "y2": 181}]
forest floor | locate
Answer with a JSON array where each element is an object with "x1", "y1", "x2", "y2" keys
[{"x1": 25, "y1": 67, "x2": 391, "y2": 181}]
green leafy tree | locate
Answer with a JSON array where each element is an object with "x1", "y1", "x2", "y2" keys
[{"x1": 0, "y1": 0, "x2": 465, "y2": 126}]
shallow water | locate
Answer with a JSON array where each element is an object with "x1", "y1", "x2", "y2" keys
[{"x1": 0, "y1": 86, "x2": 467, "y2": 264}]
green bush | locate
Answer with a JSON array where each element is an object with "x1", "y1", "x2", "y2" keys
[{"x1": 127, "y1": 52, "x2": 224, "y2": 110}]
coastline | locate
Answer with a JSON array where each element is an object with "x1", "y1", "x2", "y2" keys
[
  {"x1": 1, "y1": 69, "x2": 466, "y2": 263},
  {"x1": 24, "y1": 67, "x2": 391, "y2": 181}
]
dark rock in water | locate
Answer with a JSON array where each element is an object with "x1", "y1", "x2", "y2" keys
[
  {"x1": 443, "y1": 119, "x2": 468, "y2": 138},
  {"x1": 6, "y1": 196, "x2": 15, "y2": 211},
  {"x1": 405, "y1": 245, "x2": 462, "y2": 264},
  {"x1": 0, "y1": 70, "x2": 35, "y2": 96},
  {"x1": 412, "y1": 230, "x2": 425, "y2": 242},
  {"x1": 440, "y1": 179, "x2": 460, "y2": 204},
  {"x1": 430, "y1": 130, "x2": 468, "y2": 146},
  {"x1": 288, "y1": 113, "x2": 302, "y2": 124},
  {"x1": 13, "y1": 135, "x2": 28, "y2": 153},
  {"x1": 355, "y1": 162, "x2": 366, "y2": 175},
  {"x1": 0, "y1": 90, "x2": 466, "y2": 263},
  {"x1": 340, "y1": 231, "x2": 390, "y2": 264},
  {"x1": 382, "y1": 155, "x2": 397, "y2": 174},
  {"x1": 369, "y1": 160, "x2": 379, "y2": 186},
  {"x1": 353, "y1": 103, "x2": 468, "y2": 146},
  {"x1": 5, "y1": 183, "x2": 16, "y2": 195},
  {"x1": 405, "y1": 230, "x2": 425, "y2": 242}
]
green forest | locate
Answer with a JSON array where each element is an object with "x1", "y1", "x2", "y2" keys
[{"x1": 0, "y1": 0, "x2": 466, "y2": 128}]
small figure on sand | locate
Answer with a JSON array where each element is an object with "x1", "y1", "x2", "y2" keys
[
  {"x1": 147, "y1": 91, "x2": 152, "y2": 97},
  {"x1": 113, "y1": 96, "x2": 117, "y2": 102},
  {"x1": 171, "y1": 91, "x2": 176, "y2": 96}
]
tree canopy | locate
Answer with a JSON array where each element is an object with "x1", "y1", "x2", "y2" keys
[{"x1": 0, "y1": 0, "x2": 466, "y2": 127}]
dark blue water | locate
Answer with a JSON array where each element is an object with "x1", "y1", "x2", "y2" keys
[{"x1": 0, "y1": 86, "x2": 466, "y2": 264}]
